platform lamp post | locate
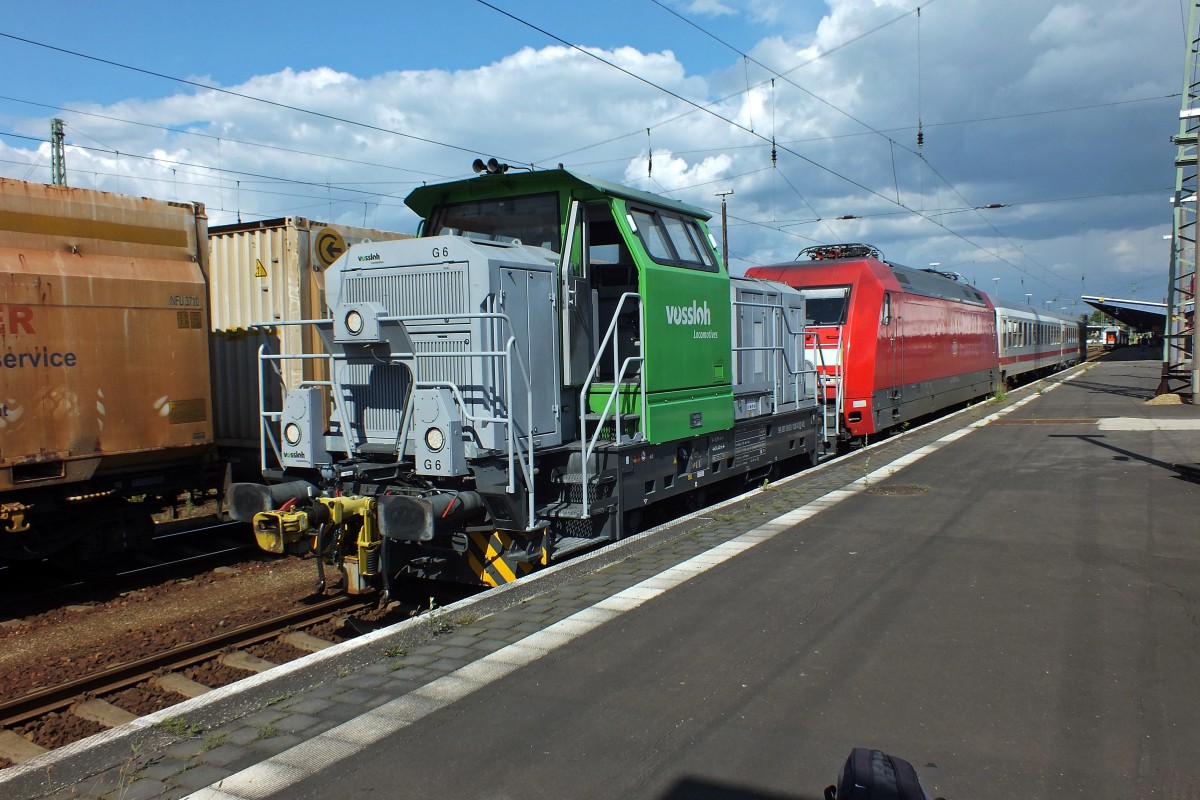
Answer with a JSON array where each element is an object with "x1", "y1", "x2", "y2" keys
[
  {"x1": 715, "y1": 190, "x2": 733, "y2": 268},
  {"x1": 1026, "y1": 293, "x2": 1033, "y2": 306}
]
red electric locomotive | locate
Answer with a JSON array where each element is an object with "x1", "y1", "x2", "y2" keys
[{"x1": 748, "y1": 244, "x2": 997, "y2": 443}]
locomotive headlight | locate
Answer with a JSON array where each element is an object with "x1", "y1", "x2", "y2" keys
[
  {"x1": 283, "y1": 422, "x2": 303, "y2": 446},
  {"x1": 424, "y1": 426, "x2": 446, "y2": 453},
  {"x1": 344, "y1": 308, "x2": 365, "y2": 336}
]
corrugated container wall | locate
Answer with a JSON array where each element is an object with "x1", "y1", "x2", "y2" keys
[
  {"x1": 206, "y1": 218, "x2": 411, "y2": 449},
  {"x1": 0, "y1": 178, "x2": 212, "y2": 490}
]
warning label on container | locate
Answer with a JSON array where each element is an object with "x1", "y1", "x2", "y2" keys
[
  {"x1": 168, "y1": 398, "x2": 207, "y2": 425},
  {"x1": 177, "y1": 311, "x2": 203, "y2": 329}
]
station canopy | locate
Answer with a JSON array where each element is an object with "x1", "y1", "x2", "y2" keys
[{"x1": 1079, "y1": 295, "x2": 1193, "y2": 333}]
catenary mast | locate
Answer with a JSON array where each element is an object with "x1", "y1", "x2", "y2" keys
[
  {"x1": 50, "y1": 118, "x2": 67, "y2": 187},
  {"x1": 1163, "y1": 1, "x2": 1200, "y2": 399}
]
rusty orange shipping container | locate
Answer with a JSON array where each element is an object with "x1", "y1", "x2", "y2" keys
[{"x1": 0, "y1": 178, "x2": 214, "y2": 559}]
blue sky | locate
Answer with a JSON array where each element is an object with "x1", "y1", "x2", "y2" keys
[
  {"x1": 0, "y1": 0, "x2": 1186, "y2": 312},
  {"x1": 4, "y1": 2, "x2": 806, "y2": 103}
]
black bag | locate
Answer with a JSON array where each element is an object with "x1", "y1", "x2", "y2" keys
[{"x1": 824, "y1": 748, "x2": 943, "y2": 800}]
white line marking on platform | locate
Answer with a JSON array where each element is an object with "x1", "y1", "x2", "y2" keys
[{"x1": 1097, "y1": 418, "x2": 1200, "y2": 431}]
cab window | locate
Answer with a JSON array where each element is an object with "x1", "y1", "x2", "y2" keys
[
  {"x1": 629, "y1": 207, "x2": 719, "y2": 272},
  {"x1": 428, "y1": 192, "x2": 561, "y2": 252}
]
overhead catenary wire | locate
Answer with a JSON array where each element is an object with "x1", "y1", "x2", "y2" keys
[
  {"x1": 0, "y1": 30, "x2": 526, "y2": 167},
  {"x1": 642, "y1": 0, "x2": 1071, "y2": 293},
  {"x1": 534, "y1": 8, "x2": 907, "y2": 165},
  {"x1": 0, "y1": 93, "x2": 455, "y2": 181},
  {"x1": 628, "y1": 1, "x2": 1170, "y2": 295},
  {"x1": 0, "y1": 151, "x2": 412, "y2": 223},
  {"x1": 653, "y1": 0, "x2": 1154, "y2": 296},
  {"x1": 0, "y1": 129, "x2": 418, "y2": 205},
  {"x1": 476, "y1": 0, "x2": 1068, "y2": 294},
  {"x1": 0, "y1": 9, "x2": 1165, "y2": 299},
  {"x1": 551, "y1": 92, "x2": 1177, "y2": 169}
]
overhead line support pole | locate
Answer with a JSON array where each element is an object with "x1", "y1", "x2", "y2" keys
[
  {"x1": 50, "y1": 118, "x2": 67, "y2": 187},
  {"x1": 1162, "y1": 1, "x2": 1200, "y2": 400}
]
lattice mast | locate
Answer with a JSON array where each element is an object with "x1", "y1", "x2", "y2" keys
[
  {"x1": 1163, "y1": 1, "x2": 1200, "y2": 398},
  {"x1": 50, "y1": 118, "x2": 67, "y2": 187}
]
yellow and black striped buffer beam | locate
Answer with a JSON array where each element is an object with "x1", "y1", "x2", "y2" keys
[{"x1": 467, "y1": 531, "x2": 536, "y2": 587}]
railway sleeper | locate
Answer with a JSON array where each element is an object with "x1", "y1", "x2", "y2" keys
[
  {"x1": 72, "y1": 698, "x2": 136, "y2": 728},
  {"x1": 219, "y1": 650, "x2": 278, "y2": 674},
  {"x1": 153, "y1": 673, "x2": 211, "y2": 699},
  {"x1": 0, "y1": 729, "x2": 48, "y2": 764}
]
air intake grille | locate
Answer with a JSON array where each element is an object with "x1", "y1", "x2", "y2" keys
[
  {"x1": 343, "y1": 268, "x2": 467, "y2": 317},
  {"x1": 411, "y1": 336, "x2": 470, "y2": 385},
  {"x1": 339, "y1": 362, "x2": 409, "y2": 442}
]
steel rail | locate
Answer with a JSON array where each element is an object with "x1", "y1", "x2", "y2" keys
[{"x1": 0, "y1": 594, "x2": 371, "y2": 730}]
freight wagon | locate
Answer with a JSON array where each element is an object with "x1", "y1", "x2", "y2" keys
[{"x1": 0, "y1": 179, "x2": 218, "y2": 560}]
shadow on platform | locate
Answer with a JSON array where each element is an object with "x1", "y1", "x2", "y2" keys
[
  {"x1": 1062, "y1": 377, "x2": 1157, "y2": 400},
  {"x1": 657, "y1": 776, "x2": 822, "y2": 800},
  {"x1": 1050, "y1": 433, "x2": 1188, "y2": 477}
]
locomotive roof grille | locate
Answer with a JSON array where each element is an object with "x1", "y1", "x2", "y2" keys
[{"x1": 889, "y1": 263, "x2": 988, "y2": 306}]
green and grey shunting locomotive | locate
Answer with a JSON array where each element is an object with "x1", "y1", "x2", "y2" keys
[{"x1": 230, "y1": 167, "x2": 823, "y2": 593}]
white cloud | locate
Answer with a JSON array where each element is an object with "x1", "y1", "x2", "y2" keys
[
  {"x1": 0, "y1": 0, "x2": 1181, "y2": 306},
  {"x1": 682, "y1": 0, "x2": 737, "y2": 17}
]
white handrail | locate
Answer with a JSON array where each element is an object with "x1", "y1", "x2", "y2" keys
[
  {"x1": 251, "y1": 307, "x2": 539, "y2": 530},
  {"x1": 578, "y1": 292, "x2": 645, "y2": 518}
]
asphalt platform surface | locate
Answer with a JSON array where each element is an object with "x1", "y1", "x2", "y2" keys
[{"x1": 3, "y1": 348, "x2": 1197, "y2": 800}]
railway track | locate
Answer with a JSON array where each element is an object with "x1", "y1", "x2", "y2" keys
[
  {"x1": 0, "y1": 594, "x2": 376, "y2": 763},
  {"x1": 0, "y1": 559, "x2": 479, "y2": 768}
]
